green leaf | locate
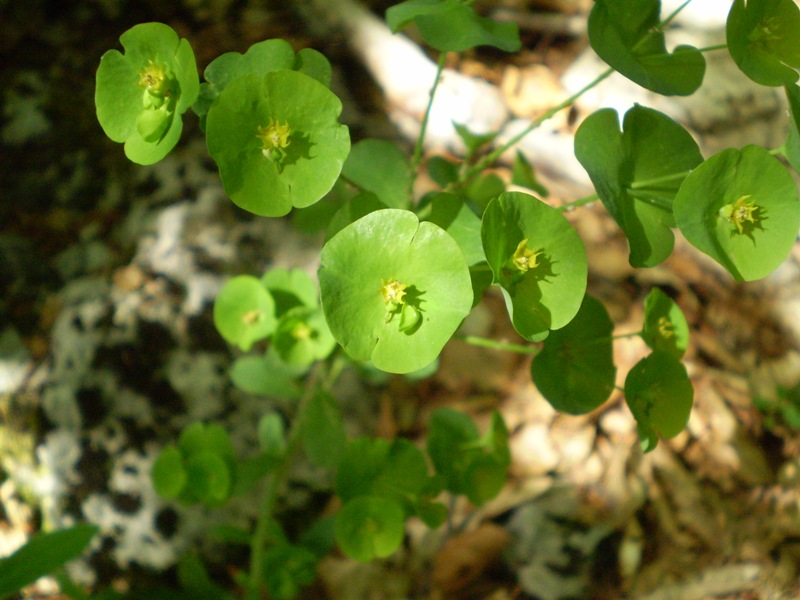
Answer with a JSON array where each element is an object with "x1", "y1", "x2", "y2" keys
[
  {"x1": 257, "y1": 412, "x2": 286, "y2": 457},
  {"x1": 574, "y1": 105, "x2": 703, "y2": 268},
  {"x1": 425, "y1": 192, "x2": 486, "y2": 266},
  {"x1": 151, "y1": 446, "x2": 187, "y2": 499},
  {"x1": 335, "y1": 496, "x2": 405, "y2": 562},
  {"x1": 427, "y1": 155, "x2": 460, "y2": 188},
  {"x1": 178, "y1": 422, "x2": 235, "y2": 461},
  {"x1": 229, "y1": 352, "x2": 304, "y2": 399},
  {"x1": 453, "y1": 122, "x2": 498, "y2": 155},
  {"x1": 641, "y1": 288, "x2": 689, "y2": 358},
  {"x1": 342, "y1": 139, "x2": 411, "y2": 209},
  {"x1": 727, "y1": 0, "x2": 800, "y2": 87},
  {"x1": 261, "y1": 268, "x2": 319, "y2": 316},
  {"x1": 336, "y1": 437, "x2": 429, "y2": 509},
  {"x1": 674, "y1": 145, "x2": 800, "y2": 281},
  {"x1": 426, "y1": 408, "x2": 509, "y2": 504},
  {"x1": 95, "y1": 22, "x2": 199, "y2": 165},
  {"x1": 213, "y1": 275, "x2": 277, "y2": 351},
  {"x1": 184, "y1": 451, "x2": 232, "y2": 506},
  {"x1": 319, "y1": 209, "x2": 473, "y2": 374},
  {"x1": 193, "y1": 39, "x2": 328, "y2": 130},
  {"x1": 481, "y1": 192, "x2": 588, "y2": 341},
  {"x1": 588, "y1": 0, "x2": 705, "y2": 95},
  {"x1": 0, "y1": 524, "x2": 98, "y2": 599},
  {"x1": 326, "y1": 192, "x2": 387, "y2": 242},
  {"x1": 467, "y1": 172, "x2": 506, "y2": 212},
  {"x1": 624, "y1": 351, "x2": 693, "y2": 448},
  {"x1": 512, "y1": 151, "x2": 549, "y2": 197},
  {"x1": 262, "y1": 544, "x2": 318, "y2": 600},
  {"x1": 531, "y1": 294, "x2": 617, "y2": 415},
  {"x1": 302, "y1": 390, "x2": 347, "y2": 469},
  {"x1": 206, "y1": 71, "x2": 350, "y2": 217},
  {"x1": 386, "y1": 0, "x2": 521, "y2": 52}
]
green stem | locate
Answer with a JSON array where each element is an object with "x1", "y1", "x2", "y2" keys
[
  {"x1": 464, "y1": 67, "x2": 615, "y2": 180},
  {"x1": 457, "y1": 333, "x2": 540, "y2": 356},
  {"x1": 660, "y1": 0, "x2": 692, "y2": 29},
  {"x1": 247, "y1": 367, "x2": 320, "y2": 599},
  {"x1": 558, "y1": 193, "x2": 599, "y2": 212},
  {"x1": 627, "y1": 191, "x2": 673, "y2": 211},
  {"x1": 629, "y1": 170, "x2": 691, "y2": 189},
  {"x1": 410, "y1": 53, "x2": 448, "y2": 197},
  {"x1": 697, "y1": 43, "x2": 728, "y2": 53}
]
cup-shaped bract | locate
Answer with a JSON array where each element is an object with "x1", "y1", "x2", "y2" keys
[
  {"x1": 206, "y1": 71, "x2": 350, "y2": 217},
  {"x1": 95, "y1": 23, "x2": 199, "y2": 165},
  {"x1": 318, "y1": 209, "x2": 472, "y2": 374},
  {"x1": 674, "y1": 145, "x2": 800, "y2": 281},
  {"x1": 481, "y1": 192, "x2": 588, "y2": 341}
]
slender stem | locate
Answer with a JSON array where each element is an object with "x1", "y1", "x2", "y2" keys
[
  {"x1": 697, "y1": 43, "x2": 728, "y2": 53},
  {"x1": 457, "y1": 333, "x2": 540, "y2": 356},
  {"x1": 465, "y1": 67, "x2": 615, "y2": 180},
  {"x1": 558, "y1": 193, "x2": 599, "y2": 213},
  {"x1": 410, "y1": 53, "x2": 448, "y2": 197},
  {"x1": 629, "y1": 170, "x2": 692, "y2": 189},
  {"x1": 627, "y1": 191, "x2": 673, "y2": 211},
  {"x1": 247, "y1": 367, "x2": 320, "y2": 599},
  {"x1": 614, "y1": 331, "x2": 643, "y2": 340},
  {"x1": 660, "y1": 0, "x2": 692, "y2": 29}
]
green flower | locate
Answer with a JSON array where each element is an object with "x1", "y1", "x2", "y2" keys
[{"x1": 95, "y1": 23, "x2": 199, "y2": 165}]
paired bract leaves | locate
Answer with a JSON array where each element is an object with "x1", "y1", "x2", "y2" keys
[
  {"x1": 386, "y1": 0, "x2": 521, "y2": 53},
  {"x1": 575, "y1": 105, "x2": 703, "y2": 268},
  {"x1": 625, "y1": 351, "x2": 693, "y2": 452},
  {"x1": 206, "y1": 70, "x2": 350, "y2": 216},
  {"x1": 194, "y1": 39, "x2": 332, "y2": 131},
  {"x1": 641, "y1": 288, "x2": 689, "y2": 358},
  {"x1": 481, "y1": 192, "x2": 587, "y2": 342},
  {"x1": 588, "y1": 0, "x2": 705, "y2": 95},
  {"x1": 95, "y1": 22, "x2": 199, "y2": 164},
  {"x1": 426, "y1": 409, "x2": 510, "y2": 506},
  {"x1": 318, "y1": 209, "x2": 472, "y2": 374},
  {"x1": 213, "y1": 275, "x2": 276, "y2": 351},
  {"x1": 674, "y1": 145, "x2": 800, "y2": 281},
  {"x1": 531, "y1": 294, "x2": 616, "y2": 415},
  {"x1": 727, "y1": 0, "x2": 800, "y2": 87}
]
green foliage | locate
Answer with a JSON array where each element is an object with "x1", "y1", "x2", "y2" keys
[
  {"x1": 754, "y1": 385, "x2": 800, "y2": 431},
  {"x1": 193, "y1": 39, "x2": 332, "y2": 131},
  {"x1": 88, "y1": 1, "x2": 800, "y2": 595},
  {"x1": 574, "y1": 105, "x2": 703, "y2": 268},
  {"x1": 588, "y1": 0, "x2": 705, "y2": 95},
  {"x1": 152, "y1": 422, "x2": 241, "y2": 507},
  {"x1": 206, "y1": 70, "x2": 350, "y2": 216},
  {"x1": 641, "y1": 288, "x2": 689, "y2": 358},
  {"x1": 625, "y1": 351, "x2": 693, "y2": 451},
  {"x1": 674, "y1": 145, "x2": 800, "y2": 281},
  {"x1": 213, "y1": 275, "x2": 277, "y2": 351},
  {"x1": 481, "y1": 192, "x2": 588, "y2": 341},
  {"x1": 319, "y1": 209, "x2": 473, "y2": 373},
  {"x1": 727, "y1": 0, "x2": 800, "y2": 86},
  {"x1": 427, "y1": 409, "x2": 510, "y2": 506},
  {"x1": 531, "y1": 294, "x2": 616, "y2": 415},
  {"x1": 0, "y1": 524, "x2": 98, "y2": 600},
  {"x1": 342, "y1": 139, "x2": 411, "y2": 209},
  {"x1": 386, "y1": 0, "x2": 520, "y2": 52},
  {"x1": 95, "y1": 23, "x2": 198, "y2": 164}
]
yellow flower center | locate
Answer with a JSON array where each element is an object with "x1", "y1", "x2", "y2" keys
[
  {"x1": 720, "y1": 194, "x2": 760, "y2": 235},
  {"x1": 657, "y1": 316, "x2": 675, "y2": 339},
  {"x1": 138, "y1": 61, "x2": 169, "y2": 96},
  {"x1": 511, "y1": 239, "x2": 543, "y2": 272},
  {"x1": 257, "y1": 119, "x2": 291, "y2": 154},
  {"x1": 381, "y1": 279, "x2": 408, "y2": 308}
]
